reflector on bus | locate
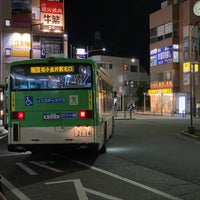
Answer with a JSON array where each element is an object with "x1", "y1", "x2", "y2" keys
[
  {"x1": 79, "y1": 110, "x2": 93, "y2": 119},
  {"x1": 12, "y1": 111, "x2": 25, "y2": 120}
]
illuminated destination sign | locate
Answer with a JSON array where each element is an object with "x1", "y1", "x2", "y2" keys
[{"x1": 30, "y1": 66, "x2": 74, "y2": 73}]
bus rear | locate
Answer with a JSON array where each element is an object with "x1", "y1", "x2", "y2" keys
[{"x1": 7, "y1": 57, "x2": 109, "y2": 153}]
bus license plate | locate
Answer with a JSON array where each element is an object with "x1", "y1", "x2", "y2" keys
[{"x1": 74, "y1": 127, "x2": 92, "y2": 137}]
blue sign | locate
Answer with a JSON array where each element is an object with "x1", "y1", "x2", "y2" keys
[
  {"x1": 25, "y1": 96, "x2": 33, "y2": 106},
  {"x1": 37, "y1": 98, "x2": 66, "y2": 104},
  {"x1": 62, "y1": 112, "x2": 77, "y2": 119},
  {"x1": 157, "y1": 45, "x2": 172, "y2": 65}
]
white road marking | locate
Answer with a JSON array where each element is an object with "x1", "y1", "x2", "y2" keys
[
  {"x1": 29, "y1": 161, "x2": 63, "y2": 173},
  {"x1": 16, "y1": 163, "x2": 37, "y2": 175},
  {"x1": 0, "y1": 135, "x2": 7, "y2": 140},
  {"x1": 46, "y1": 179, "x2": 88, "y2": 200},
  {"x1": 0, "y1": 152, "x2": 31, "y2": 158},
  {"x1": 85, "y1": 187, "x2": 122, "y2": 200},
  {"x1": 0, "y1": 176, "x2": 30, "y2": 200},
  {"x1": 0, "y1": 192, "x2": 7, "y2": 200},
  {"x1": 46, "y1": 179, "x2": 122, "y2": 200},
  {"x1": 74, "y1": 160, "x2": 183, "y2": 200}
]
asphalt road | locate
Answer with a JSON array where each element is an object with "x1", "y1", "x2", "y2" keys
[{"x1": 0, "y1": 114, "x2": 200, "y2": 200}]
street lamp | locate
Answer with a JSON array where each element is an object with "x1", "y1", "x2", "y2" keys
[{"x1": 30, "y1": 23, "x2": 43, "y2": 59}]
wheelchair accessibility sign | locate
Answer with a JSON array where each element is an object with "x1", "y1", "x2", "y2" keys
[{"x1": 25, "y1": 96, "x2": 33, "y2": 106}]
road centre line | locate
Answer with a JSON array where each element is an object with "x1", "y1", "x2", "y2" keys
[
  {"x1": 16, "y1": 163, "x2": 37, "y2": 175},
  {"x1": 74, "y1": 160, "x2": 183, "y2": 200},
  {"x1": 0, "y1": 176, "x2": 30, "y2": 200}
]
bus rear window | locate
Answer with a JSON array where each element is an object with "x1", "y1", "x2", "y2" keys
[{"x1": 10, "y1": 64, "x2": 92, "y2": 90}]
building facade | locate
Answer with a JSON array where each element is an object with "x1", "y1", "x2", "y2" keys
[
  {"x1": 0, "y1": 0, "x2": 67, "y2": 83},
  {"x1": 90, "y1": 55, "x2": 150, "y2": 110},
  {"x1": 0, "y1": 0, "x2": 67, "y2": 120},
  {"x1": 149, "y1": 0, "x2": 200, "y2": 115}
]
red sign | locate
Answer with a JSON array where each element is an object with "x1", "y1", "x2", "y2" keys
[
  {"x1": 40, "y1": 0, "x2": 64, "y2": 31},
  {"x1": 40, "y1": 0, "x2": 63, "y2": 14}
]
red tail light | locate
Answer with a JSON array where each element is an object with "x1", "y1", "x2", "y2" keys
[
  {"x1": 12, "y1": 111, "x2": 25, "y2": 120},
  {"x1": 79, "y1": 110, "x2": 93, "y2": 119}
]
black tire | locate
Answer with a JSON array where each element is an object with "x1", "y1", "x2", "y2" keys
[
  {"x1": 100, "y1": 123, "x2": 107, "y2": 154},
  {"x1": 110, "y1": 117, "x2": 115, "y2": 138}
]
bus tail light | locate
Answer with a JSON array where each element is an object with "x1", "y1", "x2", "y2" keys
[
  {"x1": 12, "y1": 111, "x2": 25, "y2": 120},
  {"x1": 79, "y1": 110, "x2": 93, "y2": 118}
]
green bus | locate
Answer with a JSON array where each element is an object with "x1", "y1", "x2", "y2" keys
[{"x1": 7, "y1": 57, "x2": 114, "y2": 153}]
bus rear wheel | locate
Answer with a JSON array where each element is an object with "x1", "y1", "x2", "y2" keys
[{"x1": 100, "y1": 124, "x2": 107, "y2": 154}]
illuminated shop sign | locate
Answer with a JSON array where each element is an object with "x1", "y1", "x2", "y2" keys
[
  {"x1": 157, "y1": 45, "x2": 172, "y2": 65},
  {"x1": 150, "y1": 45, "x2": 179, "y2": 66},
  {"x1": 12, "y1": 33, "x2": 30, "y2": 57},
  {"x1": 183, "y1": 62, "x2": 199, "y2": 73},
  {"x1": 150, "y1": 49, "x2": 157, "y2": 67},
  {"x1": 30, "y1": 66, "x2": 74, "y2": 73},
  {"x1": 40, "y1": 0, "x2": 64, "y2": 32},
  {"x1": 148, "y1": 88, "x2": 172, "y2": 95}
]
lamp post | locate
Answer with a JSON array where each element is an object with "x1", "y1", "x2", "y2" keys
[
  {"x1": 122, "y1": 61, "x2": 126, "y2": 118},
  {"x1": 0, "y1": 29, "x2": 3, "y2": 82},
  {"x1": 188, "y1": 23, "x2": 199, "y2": 133},
  {"x1": 143, "y1": 92, "x2": 146, "y2": 113},
  {"x1": 30, "y1": 23, "x2": 43, "y2": 59}
]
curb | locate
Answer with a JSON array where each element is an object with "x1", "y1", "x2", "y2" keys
[
  {"x1": 114, "y1": 118, "x2": 136, "y2": 120},
  {"x1": 181, "y1": 131, "x2": 200, "y2": 140}
]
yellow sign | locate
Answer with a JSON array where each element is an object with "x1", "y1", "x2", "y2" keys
[
  {"x1": 183, "y1": 62, "x2": 198, "y2": 72},
  {"x1": 30, "y1": 66, "x2": 74, "y2": 73},
  {"x1": 12, "y1": 33, "x2": 30, "y2": 57},
  {"x1": 148, "y1": 88, "x2": 172, "y2": 95}
]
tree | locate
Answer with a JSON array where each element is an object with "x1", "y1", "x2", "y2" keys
[{"x1": 135, "y1": 82, "x2": 150, "y2": 108}]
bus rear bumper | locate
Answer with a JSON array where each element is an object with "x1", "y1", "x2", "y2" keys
[{"x1": 7, "y1": 143, "x2": 99, "y2": 153}]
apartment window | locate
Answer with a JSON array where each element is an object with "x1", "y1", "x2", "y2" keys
[
  {"x1": 130, "y1": 65, "x2": 138, "y2": 72},
  {"x1": 108, "y1": 63, "x2": 113, "y2": 69},
  {"x1": 150, "y1": 27, "x2": 157, "y2": 37}
]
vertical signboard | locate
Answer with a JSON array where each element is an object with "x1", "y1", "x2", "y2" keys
[
  {"x1": 40, "y1": 0, "x2": 64, "y2": 32},
  {"x1": 11, "y1": 0, "x2": 32, "y2": 28}
]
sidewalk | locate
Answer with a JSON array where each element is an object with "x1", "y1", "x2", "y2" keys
[{"x1": 114, "y1": 111, "x2": 190, "y2": 120}]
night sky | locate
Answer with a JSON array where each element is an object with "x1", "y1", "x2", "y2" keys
[{"x1": 65, "y1": 0, "x2": 164, "y2": 68}]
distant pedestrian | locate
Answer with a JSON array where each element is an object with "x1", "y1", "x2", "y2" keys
[{"x1": 128, "y1": 102, "x2": 135, "y2": 111}]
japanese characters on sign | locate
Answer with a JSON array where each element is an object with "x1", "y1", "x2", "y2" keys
[
  {"x1": 30, "y1": 66, "x2": 74, "y2": 73},
  {"x1": 40, "y1": 0, "x2": 64, "y2": 32}
]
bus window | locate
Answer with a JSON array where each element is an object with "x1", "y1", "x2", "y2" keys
[{"x1": 10, "y1": 64, "x2": 92, "y2": 90}]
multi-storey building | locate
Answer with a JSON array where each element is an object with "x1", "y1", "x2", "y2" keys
[
  {"x1": 90, "y1": 55, "x2": 150, "y2": 110},
  {"x1": 149, "y1": 0, "x2": 200, "y2": 115},
  {"x1": 0, "y1": 0, "x2": 67, "y2": 83},
  {"x1": 0, "y1": 0, "x2": 67, "y2": 120}
]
